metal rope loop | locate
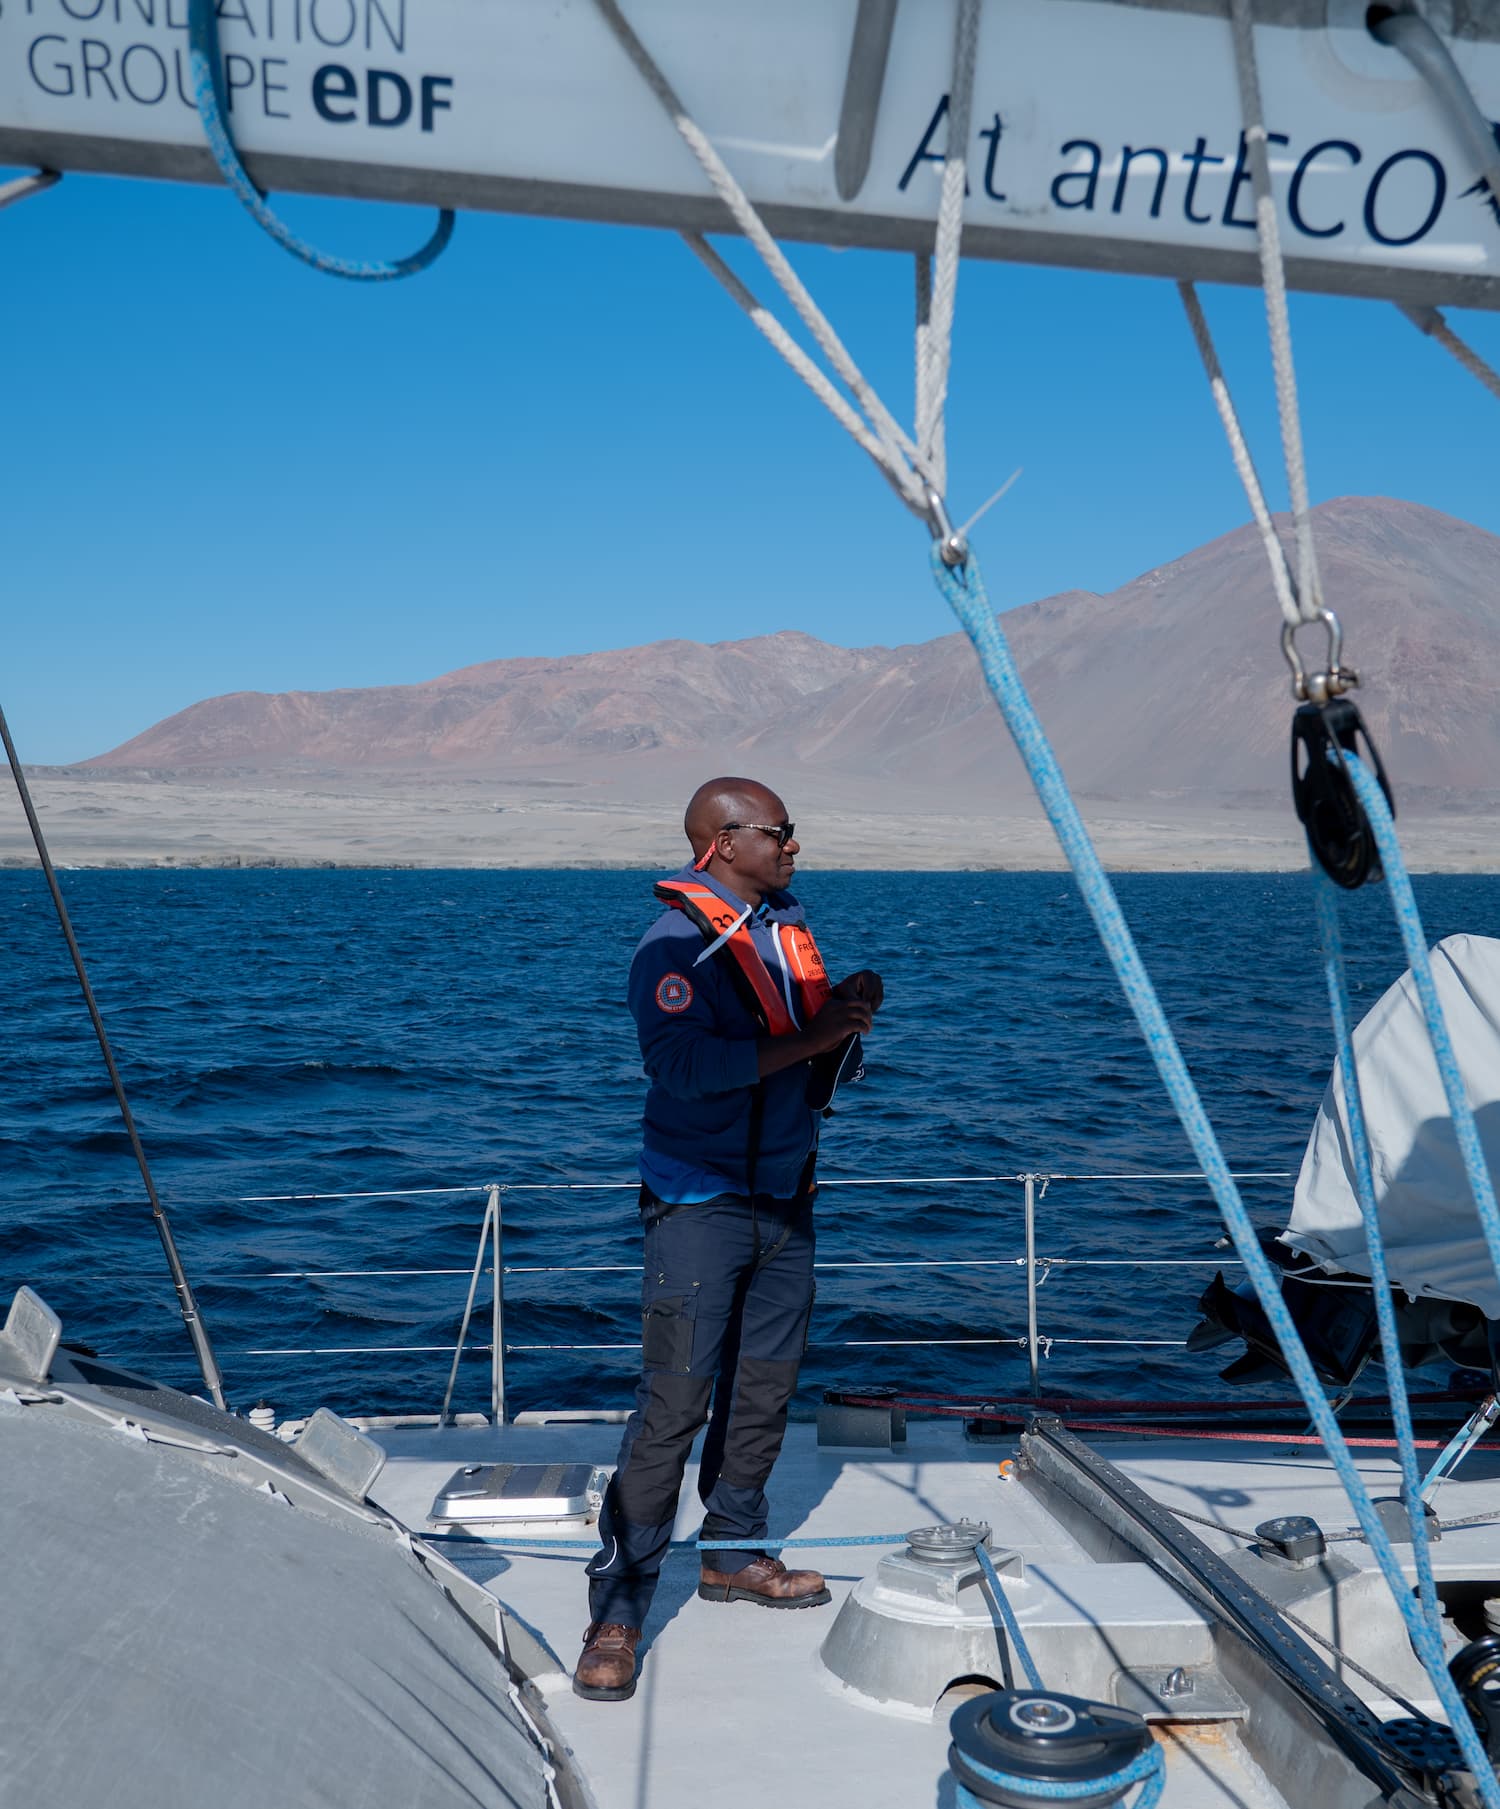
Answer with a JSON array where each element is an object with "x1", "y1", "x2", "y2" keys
[
  {"x1": 1279, "y1": 607, "x2": 1357, "y2": 704},
  {"x1": 187, "y1": 0, "x2": 453, "y2": 281}
]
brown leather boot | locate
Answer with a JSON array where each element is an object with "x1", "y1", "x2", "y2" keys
[
  {"x1": 572, "y1": 1622, "x2": 642, "y2": 1701},
  {"x1": 697, "y1": 1553, "x2": 831, "y2": 1608}
]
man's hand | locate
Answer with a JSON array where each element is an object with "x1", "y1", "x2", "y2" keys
[
  {"x1": 805, "y1": 996, "x2": 873, "y2": 1051},
  {"x1": 756, "y1": 996, "x2": 872, "y2": 1078},
  {"x1": 832, "y1": 969, "x2": 884, "y2": 1013}
]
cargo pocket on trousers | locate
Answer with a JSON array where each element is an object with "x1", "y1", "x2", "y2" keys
[
  {"x1": 642, "y1": 1295, "x2": 697, "y2": 1375},
  {"x1": 802, "y1": 1282, "x2": 817, "y2": 1356}
]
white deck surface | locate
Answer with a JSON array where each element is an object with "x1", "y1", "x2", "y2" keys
[{"x1": 357, "y1": 1414, "x2": 1500, "y2": 1809}]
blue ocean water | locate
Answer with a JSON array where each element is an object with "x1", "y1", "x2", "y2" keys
[{"x1": 4, "y1": 867, "x2": 1498, "y2": 1420}]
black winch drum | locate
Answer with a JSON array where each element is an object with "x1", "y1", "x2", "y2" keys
[{"x1": 947, "y1": 1689, "x2": 1153, "y2": 1809}]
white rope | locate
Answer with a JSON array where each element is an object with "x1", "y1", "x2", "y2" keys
[
  {"x1": 681, "y1": 234, "x2": 914, "y2": 498},
  {"x1": 0, "y1": 170, "x2": 61, "y2": 213},
  {"x1": 1178, "y1": 281, "x2": 1299, "y2": 626},
  {"x1": 1400, "y1": 303, "x2": 1500, "y2": 405},
  {"x1": 592, "y1": 0, "x2": 929, "y2": 511},
  {"x1": 915, "y1": 252, "x2": 934, "y2": 434},
  {"x1": 1227, "y1": 0, "x2": 1323, "y2": 624},
  {"x1": 916, "y1": 0, "x2": 983, "y2": 495}
]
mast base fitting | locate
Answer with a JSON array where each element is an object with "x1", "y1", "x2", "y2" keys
[
  {"x1": 947, "y1": 1689, "x2": 1153, "y2": 1807},
  {"x1": 1290, "y1": 696, "x2": 1394, "y2": 892}
]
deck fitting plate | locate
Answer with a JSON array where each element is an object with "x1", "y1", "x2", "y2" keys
[{"x1": 1113, "y1": 1665, "x2": 1248, "y2": 1722}]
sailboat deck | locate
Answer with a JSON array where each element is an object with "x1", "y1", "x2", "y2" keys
[{"x1": 363, "y1": 1415, "x2": 1500, "y2": 1809}]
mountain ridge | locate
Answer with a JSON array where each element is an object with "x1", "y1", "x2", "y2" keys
[{"x1": 87, "y1": 497, "x2": 1500, "y2": 807}]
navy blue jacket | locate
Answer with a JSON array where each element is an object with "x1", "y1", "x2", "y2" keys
[{"x1": 629, "y1": 866, "x2": 821, "y2": 1203}]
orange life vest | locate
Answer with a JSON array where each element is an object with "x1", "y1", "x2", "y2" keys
[{"x1": 654, "y1": 877, "x2": 831, "y2": 1037}]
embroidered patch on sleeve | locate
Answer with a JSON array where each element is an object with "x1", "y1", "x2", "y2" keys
[{"x1": 655, "y1": 973, "x2": 693, "y2": 1014}]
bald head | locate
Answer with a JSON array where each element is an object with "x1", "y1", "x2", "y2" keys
[{"x1": 684, "y1": 777, "x2": 786, "y2": 858}]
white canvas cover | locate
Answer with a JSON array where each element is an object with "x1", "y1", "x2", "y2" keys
[{"x1": 1286, "y1": 932, "x2": 1500, "y2": 1318}]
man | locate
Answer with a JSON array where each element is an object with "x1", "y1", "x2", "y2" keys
[{"x1": 574, "y1": 777, "x2": 883, "y2": 1702}]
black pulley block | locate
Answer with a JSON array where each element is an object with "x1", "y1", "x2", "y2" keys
[
  {"x1": 947, "y1": 1689, "x2": 1153, "y2": 1808},
  {"x1": 1289, "y1": 697, "x2": 1394, "y2": 891},
  {"x1": 1376, "y1": 1715, "x2": 1468, "y2": 1786},
  {"x1": 1451, "y1": 1634, "x2": 1500, "y2": 1759}
]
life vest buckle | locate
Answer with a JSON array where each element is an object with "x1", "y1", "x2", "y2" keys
[{"x1": 1290, "y1": 697, "x2": 1394, "y2": 891}]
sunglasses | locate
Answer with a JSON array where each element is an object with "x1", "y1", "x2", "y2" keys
[{"x1": 721, "y1": 821, "x2": 796, "y2": 848}]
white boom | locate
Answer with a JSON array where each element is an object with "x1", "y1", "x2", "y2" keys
[{"x1": 4, "y1": 0, "x2": 1500, "y2": 307}]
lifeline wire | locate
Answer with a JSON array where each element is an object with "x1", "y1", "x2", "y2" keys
[
  {"x1": 928, "y1": 546, "x2": 1500, "y2": 1805},
  {"x1": 0, "y1": 701, "x2": 227, "y2": 1413},
  {"x1": 186, "y1": 0, "x2": 453, "y2": 279}
]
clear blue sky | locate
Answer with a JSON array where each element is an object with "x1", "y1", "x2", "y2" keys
[{"x1": 6, "y1": 167, "x2": 1500, "y2": 764}]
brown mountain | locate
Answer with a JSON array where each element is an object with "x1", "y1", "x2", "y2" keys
[{"x1": 86, "y1": 497, "x2": 1500, "y2": 808}]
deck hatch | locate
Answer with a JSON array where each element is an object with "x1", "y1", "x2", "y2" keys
[{"x1": 429, "y1": 1460, "x2": 604, "y2": 1524}]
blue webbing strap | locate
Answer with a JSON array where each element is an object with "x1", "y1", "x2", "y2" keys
[
  {"x1": 929, "y1": 545, "x2": 1500, "y2": 1804},
  {"x1": 187, "y1": 0, "x2": 454, "y2": 280},
  {"x1": 1312, "y1": 868, "x2": 1443, "y2": 1644}
]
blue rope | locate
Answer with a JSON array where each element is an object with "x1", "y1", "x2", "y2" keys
[
  {"x1": 1312, "y1": 866, "x2": 1443, "y2": 1644},
  {"x1": 955, "y1": 1742, "x2": 1164, "y2": 1807},
  {"x1": 187, "y1": 0, "x2": 454, "y2": 280},
  {"x1": 929, "y1": 545, "x2": 1500, "y2": 1807},
  {"x1": 974, "y1": 1542, "x2": 1044, "y2": 1690},
  {"x1": 1342, "y1": 753, "x2": 1500, "y2": 1282},
  {"x1": 423, "y1": 1530, "x2": 911, "y2": 1551}
]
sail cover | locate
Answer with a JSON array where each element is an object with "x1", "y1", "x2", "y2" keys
[
  {"x1": 0, "y1": 1396, "x2": 556, "y2": 1809},
  {"x1": 1286, "y1": 932, "x2": 1500, "y2": 1318}
]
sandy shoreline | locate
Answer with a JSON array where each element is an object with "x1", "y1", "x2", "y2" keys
[{"x1": 4, "y1": 766, "x2": 1499, "y2": 872}]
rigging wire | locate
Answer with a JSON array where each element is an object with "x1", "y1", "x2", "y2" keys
[
  {"x1": 591, "y1": 0, "x2": 928, "y2": 511},
  {"x1": 1226, "y1": 0, "x2": 1323, "y2": 626},
  {"x1": 1400, "y1": 303, "x2": 1500, "y2": 404},
  {"x1": 1176, "y1": 280, "x2": 1299, "y2": 626},
  {"x1": 0, "y1": 170, "x2": 61, "y2": 213},
  {"x1": 915, "y1": 0, "x2": 983, "y2": 495},
  {"x1": 0, "y1": 701, "x2": 227, "y2": 1411}
]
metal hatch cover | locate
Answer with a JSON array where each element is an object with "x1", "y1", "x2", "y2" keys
[{"x1": 429, "y1": 1460, "x2": 605, "y2": 1524}]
